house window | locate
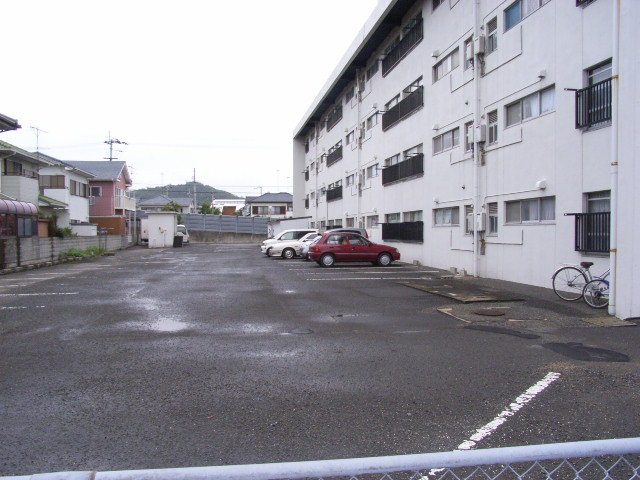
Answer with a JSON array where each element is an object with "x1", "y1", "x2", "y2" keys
[
  {"x1": 346, "y1": 174, "x2": 355, "y2": 186},
  {"x1": 90, "y1": 186, "x2": 102, "y2": 197},
  {"x1": 433, "y1": 48, "x2": 460, "y2": 82},
  {"x1": 588, "y1": 61, "x2": 612, "y2": 86},
  {"x1": 433, "y1": 128, "x2": 460, "y2": 155},
  {"x1": 576, "y1": 60, "x2": 613, "y2": 129},
  {"x1": 487, "y1": 110, "x2": 498, "y2": 144},
  {"x1": 366, "y1": 215, "x2": 379, "y2": 228},
  {"x1": 344, "y1": 86, "x2": 355, "y2": 103},
  {"x1": 70, "y1": 181, "x2": 88, "y2": 197},
  {"x1": 403, "y1": 210, "x2": 423, "y2": 222},
  {"x1": 366, "y1": 61, "x2": 379, "y2": 81},
  {"x1": 253, "y1": 206, "x2": 269, "y2": 215},
  {"x1": 346, "y1": 217, "x2": 355, "y2": 227},
  {"x1": 464, "y1": 205, "x2": 474, "y2": 234},
  {"x1": 487, "y1": 17, "x2": 498, "y2": 54},
  {"x1": 506, "y1": 86, "x2": 555, "y2": 127},
  {"x1": 386, "y1": 213, "x2": 401, "y2": 223},
  {"x1": 505, "y1": 0, "x2": 550, "y2": 31},
  {"x1": 346, "y1": 130, "x2": 355, "y2": 145},
  {"x1": 464, "y1": 121, "x2": 474, "y2": 153},
  {"x1": 587, "y1": 190, "x2": 610, "y2": 213},
  {"x1": 488, "y1": 202, "x2": 499, "y2": 235},
  {"x1": 366, "y1": 164, "x2": 379, "y2": 179},
  {"x1": 464, "y1": 37, "x2": 474, "y2": 70},
  {"x1": 385, "y1": 154, "x2": 400, "y2": 167},
  {"x1": 40, "y1": 175, "x2": 65, "y2": 189},
  {"x1": 506, "y1": 196, "x2": 555, "y2": 223},
  {"x1": 434, "y1": 207, "x2": 460, "y2": 226}
]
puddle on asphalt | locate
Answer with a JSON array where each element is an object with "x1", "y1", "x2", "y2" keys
[
  {"x1": 120, "y1": 316, "x2": 191, "y2": 333},
  {"x1": 543, "y1": 343, "x2": 629, "y2": 362}
]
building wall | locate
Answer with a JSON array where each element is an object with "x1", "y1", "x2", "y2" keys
[
  {"x1": 294, "y1": 0, "x2": 635, "y2": 316},
  {"x1": 39, "y1": 166, "x2": 91, "y2": 224},
  {"x1": 1, "y1": 175, "x2": 39, "y2": 204},
  {"x1": 90, "y1": 181, "x2": 116, "y2": 216}
]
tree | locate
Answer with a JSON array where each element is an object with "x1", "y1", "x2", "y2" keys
[
  {"x1": 200, "y1": 201, "x2": 213, "y2": 214},
  {"x1": 162, "y1": 200, "x2": 183, "y2": 223}
]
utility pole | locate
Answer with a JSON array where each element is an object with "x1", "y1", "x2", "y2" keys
[
  {"x1": 104, "y1": 132, "x2": 128, "y2": 161},
  {"x1": 193, "y1": 168, "x2": 197, "y2": 212}
]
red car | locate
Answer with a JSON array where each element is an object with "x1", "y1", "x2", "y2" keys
[{"x1": 308, "y1": 232, "x2": 400, "y2": 267}]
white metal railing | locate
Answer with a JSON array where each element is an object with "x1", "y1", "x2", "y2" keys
[{"x1": 3, "y1": 438, "x2": 639, "y2": 480}]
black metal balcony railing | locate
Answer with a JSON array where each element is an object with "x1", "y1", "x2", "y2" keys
[
  {"x1": 305, "y1": 198, "x2": 309, "y2": 209},
  {"x1": 382, "y1": 221, "x2": 424, "y2": 242},
  {"x1": 382, "y1": 154, "x2": 424, "y2": 185},
  {"x1": 326, "y1": 185, "x2": 343, "y2": 202},
  {"x1": 326, "y1": 145, "x2": 343, "y2": 167},
  {"x1": 382, "y1": 18, "x2": 423, "y2": 77},
  {"x1": 382, "y1": 86, "x2": 424, "y2": 131},
  {"x1": 326, "y1": 105, "x2": 343, "y2": 132},
  {"x1": 576, "y1": 0, "x2": 593, "y2": 6},
  {"x1": 567, "y1": 212, "x2": 610, "y2": 253},
  {"x1": 575, "y1": 78, "x2": 612, "y2": 129},
  {"x1": 305, "y1": 170, "x2": 309, "y2": 181}
]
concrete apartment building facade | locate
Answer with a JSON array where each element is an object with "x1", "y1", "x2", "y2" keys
[{"x1": 293, "y1": 0, "x2": 639, "y2": 320}]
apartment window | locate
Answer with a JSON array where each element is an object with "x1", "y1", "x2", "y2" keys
[
  {"x1": 403, "y1": 77, "x2": 422, "y2": 98},
  {"x1": 386, "y1": 213, "x2": 401, "y2": 223},
  {"x1": 576, "y1": 60, "x2": 613, "y2": 129},
  {"x1": 487, "y1": 110, "x2": 498, "y2": 144},
  {"x1": 434, "y1": 207, "x2": 460, "y2": 226},
  {"x1": 346, "y1": 130, "x2": 355, "y2": 146},
  {"x1": 588, "y1": 61, "x2": 612, "y2": 86},
  {"x1": 464, "y1": 121, "x2": 474, "y2": 153},
  {"x1": 366, "y1": 113, "x2": 378, "y2": 130},
  {"x1": 433, "y1": 0, "x2": 446, "y2": 10},
  {"x1": 367, "y1": 215, "x2": 379, "y2": 228},
  {"x1": 366, "y1": 61, "x2": 379, "y2": 81},
  {"x1": 385, "y1": 154, "x2": 400, "y2": 167},
  {"x1": 346, "y1": 174, "x2": 355, "y2": 186},
  {"x1": 433, "y1": 48, "x2": 460, "y2": 82},
  {"x1": 506, "y1": 196, "x2": 555, "y2": 223},
  {"x1": 345, "y1": 86, "x2": 355, "y2": 104},
  {"x1": 506, "y1": 86, "x2": 555, "y2": 127},
  {"x1": 403, "y1": 210, "x2": 423, "y2": 222},
  {"x1": 488, "y1": 203, "x2": 499, "y2": 235},
  {"x1": 385, "y1": 95, "x2": 400, "y2": 111},
  {"x1": 464, "y1": 205, "x2": 474, "y2": 234},
  {"x1": 587, "y1": 190, "x2": 610, "y2": 213},
  {"x1": 464, "y1": 37, "x2": 474, "y2": 70},
  {"x1": 40, "y1": 175, "x2": 65, "y2": 189},
  {"x1": 90, "y1": 186, "x2": 102, "y2": 197},
  {"x1": 505, "y1": 0, "x2": 550, "y2": 31},
  {"x1": 487, "y1": 17, "x2": 498, "y2": 54},
  {"x1": 433, "y1": 128, "x2": 460, "y2": 155},
  {"x1": 346, "y1": 217, "x2": 355, "y2": 227},
  {"x1": 366, "y1": 164, "x2": 379, "y2": 179}
]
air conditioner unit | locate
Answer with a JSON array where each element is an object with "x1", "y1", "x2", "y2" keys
[
  {"x1": 475, "y1": 124, "x2": 487, "y2": 143},
  {"x1": 476, "y1": 212, "x2": 486, "y2": 232},
  {"x1": 474, "y1": 35, "x2": 486, "y2": 56}
]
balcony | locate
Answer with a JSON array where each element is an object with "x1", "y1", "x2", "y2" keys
[
  {"x1": 326, "y1": 186, "x2": 343, "y2": 202},
  {"x1": 326, "y1": 145, "x2": 343, "y2": 167},
  {"x1": 575, "y1": 78, "x2": 612, "y2": 129},
  {"x1": 566, "y1": 212, "x2": 610, "y2": 253},
  {"x1": 382, "y1": 221, "x2": 423, "y2": 242},
  {"x1": 115, "y1": 195, "x2": 136, "y2": 212},
  {"x1": 326, "y1": 105, "x2": 343, "y2": 132},
  {"x1": 382, "y1": 18, "x2": 423, "y2": 77},
  {"x1": 382, "y1": 154, "x2": 424, "y2": 186},
  {"x1": 305, "y1": 198, "x2": 309, "y2": 209},
  {"x1": 382, "y1": 86, "x2": 423, "y2": 131}
]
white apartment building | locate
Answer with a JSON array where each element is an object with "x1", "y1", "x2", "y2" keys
[{"x1": 293, "y1": 0, "x2": 639, "y2": 320}]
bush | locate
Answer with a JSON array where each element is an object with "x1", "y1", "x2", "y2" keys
[{"x1": 58, "y1": 247, "x2": 106, "y2": 260}]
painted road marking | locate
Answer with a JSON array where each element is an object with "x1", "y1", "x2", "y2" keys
[
  {"x1": 0, "y1": 306, "x2": 46, "y2": 310},
  {"x1": 307, "y1": 277, "x2": 435, "y2": 281},
  {"x1": 0, "y1": 292, "x2": 79, "y2": 297}
]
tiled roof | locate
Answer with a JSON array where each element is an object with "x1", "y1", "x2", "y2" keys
[
  {"x1": 248, "y1": 192, "x2": 293, "y2": 203},
  {"x1": 65, "y1": 161, "x2": 131, "y2": 184},
  {"x1": 137, "y1": 195, "x2": 192, "y2": 207}
]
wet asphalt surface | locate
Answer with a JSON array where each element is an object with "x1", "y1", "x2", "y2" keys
[{"x1": 1, "y1": 244, "x2": 639, "y2": 476}]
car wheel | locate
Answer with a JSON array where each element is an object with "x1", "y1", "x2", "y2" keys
[
  {"x1": 377, "y1": 253, "x2": 392, "y2": 266},
  {"x1": 266, "y1": 247, "x2": 272, "y2": 257},
  {"x1": 282, "y1": 248, "x2": 295, "y2": 259},
  {"x1": 320, "y1": 253, "x2": 335, "y2": 267}
]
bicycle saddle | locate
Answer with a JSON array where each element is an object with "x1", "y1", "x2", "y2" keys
[{"x1": 580, "y1": 262, "x2": 594, "y2": 269}]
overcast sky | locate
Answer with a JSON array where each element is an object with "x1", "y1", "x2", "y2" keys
[{"x1": 1, "y1": 0, "x2": 378, "y2": 198}]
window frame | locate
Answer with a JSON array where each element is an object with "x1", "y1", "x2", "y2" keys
[
  {"x1": 433, "y1": 207, "x2": 460, "y2": 226},
  {"x1": 433, "y1": 48, "x2": 460, "y2": 83},
  {"x1": 505, "y1": 196, "x2": 556, "y2": 224},
  {"x1": 505, "y1": 86, "x2": 556, "y2": 127},
  {"x1": 433, "y1": 127, "x2": 460, "y2": 155},
  {"x1": 487, "y1": 110, "x2": 498, "y2": 145}
]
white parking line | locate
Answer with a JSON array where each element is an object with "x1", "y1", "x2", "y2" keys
[
  {"x1": 0, "y1": 292, "x2": 79, "y2": 296},
  {"x1": 307, "y1": 277, "x2": 435, "y2": 281},
  {"x1": 0, "y1": 306, "x2": 46, "y2": 310},
  {"x1": 301, "y1": 271, "x2": 432, "y2": 275}
]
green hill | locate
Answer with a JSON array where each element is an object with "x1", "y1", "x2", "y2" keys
[{"x1": 131, "y1": 182, "x2": 240, "y2": 205}]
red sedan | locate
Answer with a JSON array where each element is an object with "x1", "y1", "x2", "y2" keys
[{"x1": 308, "y1": 232, "x2": 400, "y2": 267}]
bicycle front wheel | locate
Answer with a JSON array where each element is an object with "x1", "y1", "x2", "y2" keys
[
  {"x1": 583, "y1": 279, "x2": 609, "y2": 309},
  {"x1": 552, "y1": 266, "x2": 588, "y2": 301}
]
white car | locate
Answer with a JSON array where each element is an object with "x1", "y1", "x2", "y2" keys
[
  {"x1": 176, "y1": 224, "x2": 190, "y2": 244},
  {"x1": 268, "y1": 232, "x2": 321, "y2": 259},
  {"x1": 260, "y1": 229, "x2": 317, "y2": 255}
]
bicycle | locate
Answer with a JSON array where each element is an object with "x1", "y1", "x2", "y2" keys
[
  {"x1": 583, "y1": 272, "x2": 610, "y2": 309},
  {"x1": 551, "y1": 262, "x2": 609, "y2": 303}
]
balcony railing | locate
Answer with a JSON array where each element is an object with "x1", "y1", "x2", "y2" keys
[
  {"x1": 326, "y1": 145, "x2": 343, "y2": 167},
  {"x1": 305, "y1": 170, "x2": 309, "y2": 181},
  {"x1": 326, "y1": 186, "x2": 343, "y2": 202},
  {"x1": 382, "y1": 18, "x2": 423, "y2": 77},
  {"x1": 382, "y1": 221, "x2": 424, "y2": 242},
  {"x1": 326, "y1": 105, "x2": 343, "y2": 132},
  {"x1": 3, "y1": 169, "x2": 38, "y2": 179},
  {"x1": 382, "y1": 154, "x2": 424, "y2": 185},
  {"x1": 304, "y1": 198, "x2": 309, "y2": 209},
  {"x1": 115, "y1": 195, "x2": 136, "y2": 211},
  {"x1": 575, "y1": 78, "x2": 612, "y2": 129},
  {"x1": 566, "y1": 212, "x2": 610, "y2": 253},
  {"x1": 382, "y1": 86, "x2": 423, "y2": 131}
]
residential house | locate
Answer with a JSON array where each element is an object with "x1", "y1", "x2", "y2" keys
[
  {"x1": 247, "y1": 192, "x2": 293, "y2": 218},
  {"x1": 293, "y1": 0, "x2": 639, "y2": 320},
  {"x1": 65, "y1": 161, "x2": 135, "y2": 235},
  {"x1": 36, "y1": 153, "x2": 94, "y2": 232},
  {"x1": 137, "y1": 195, "x2": 195, "y2": 214}
]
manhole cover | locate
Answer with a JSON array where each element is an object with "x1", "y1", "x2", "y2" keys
[
  {"x1": 473, "y1": 309, "x2": 506, "y2": 316},
  {"x1": 291, "y1": 328, "x2": 314, "y2": 335},
  {"x1": 543, "y1": 343, "x2": 629, "y2": 362}
]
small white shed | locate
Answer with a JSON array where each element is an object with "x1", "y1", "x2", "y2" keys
[{"x1": 147, "y1": 212, "x2": 178, "y2": 248}]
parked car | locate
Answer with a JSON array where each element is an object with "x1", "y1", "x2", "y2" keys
[
  {"x1": 308, "y1": 232, "x2": 400, "y2": 267},
  {"x1": 268, "y1": 232, "x2": 321, "y2": 259},
  {"x1": 176, "y1": 224, "x2": 190, "y2": 244},
  {"x1": 261, "y1": 229, "x2": 318, "y2": 255},
  {"x1": 324, "y1": 227, "x2": 369, "y2": 238},
  {"x1": 301, "y1": 234, "x2": 322, "y2": 260}
]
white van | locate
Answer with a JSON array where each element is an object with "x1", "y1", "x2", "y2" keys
[
  {"x1": 176, "y1": 224, "x2": 190, "y2": 244},
  {"x1": 260, "y1": 229, "x2": 317, "y2": 255}
]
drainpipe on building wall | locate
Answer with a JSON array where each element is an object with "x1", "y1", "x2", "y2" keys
[
  {"x1": 472, "y1": 0, "x2": 481, "y2": 278},
  {"x1": 608, "y1": 0, "x2": 620, "y2": 317},
  {"x1": 357, "y1": 68, "x2": 363, "y2": 229}
]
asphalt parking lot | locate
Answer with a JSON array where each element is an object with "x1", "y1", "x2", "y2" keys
[{"x1": 1, "y1": 244, "x2": 639, "y2": 477}]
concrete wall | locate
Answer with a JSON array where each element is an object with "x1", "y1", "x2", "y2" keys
[
  {"x1": 0, "y1": 235, "x2": 131, "y2": 271},
  {"x1": 188, "y1": 231, "x2": 267, "y2": 244}
]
